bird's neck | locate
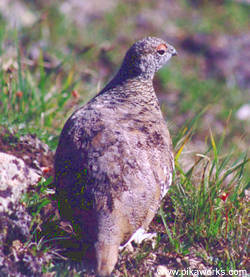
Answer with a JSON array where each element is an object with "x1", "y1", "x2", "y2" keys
[
  {"x1": 101, "y1": 72, "x2": 154, "y2": 95},
  {"x1": 98, "y1": 73, "x2": 160, "y2": 110}
]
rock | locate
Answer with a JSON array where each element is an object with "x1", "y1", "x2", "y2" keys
[
  {"x1": 0, "y1": 129, "x2": 54, "y2": 177},
  {"x1": 0, "y1": 152, "x2": 40, "y2": 214},
  {"x1": 236, "y1": 104, "x2": 250, "y2": 121},
  {"x1": 0, "y1": 152, "x2": 43, "y2": 276},
  {"x1": 0, "y1": 132, "x2": 54, "y2": 276}
]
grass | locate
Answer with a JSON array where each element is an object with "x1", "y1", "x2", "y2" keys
[
  {"x1": 168, "y1": 125, "x2": 248, "y2": 270},
  {"x1": 0, "y1": 0, "x2": 249, "y2": 276}
]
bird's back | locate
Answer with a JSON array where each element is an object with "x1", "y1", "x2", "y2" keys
[{"x1": 55, "y1": 78, "x2": 172, "y2": 216}]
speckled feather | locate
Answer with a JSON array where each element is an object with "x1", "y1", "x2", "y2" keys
[{"x1": 54, "y1": 37, "x2": 176, "y2": 276}]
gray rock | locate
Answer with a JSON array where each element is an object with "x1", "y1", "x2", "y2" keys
[
  {"x1": 0, "y1": 151, "x2": 51, "y2": 277},
  {"x1": 0, "y1": 152, "x2": 40, "y2": 214},
  {"x1": 236, "y1": 104, "x2": 250, "y2": 121}
]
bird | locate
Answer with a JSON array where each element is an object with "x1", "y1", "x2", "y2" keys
[{"x1": 54, "y1": 36, "x2": 176, "y2": 276}]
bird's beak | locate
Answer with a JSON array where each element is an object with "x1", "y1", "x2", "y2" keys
[
  {"x1": 168, "y1": 45, "x2": 177, "y2": 56},
  {"x1": 172, "y1": 49, "x2": 177, "y2": 56}
]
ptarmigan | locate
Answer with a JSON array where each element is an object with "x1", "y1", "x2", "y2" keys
[{"x1": 54, "y1": 37, "x2": 176, "y2": 276}]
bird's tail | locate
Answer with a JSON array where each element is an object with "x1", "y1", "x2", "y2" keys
[{"x1": 95, "y1": 240, "x2": 120, "y2": 277}]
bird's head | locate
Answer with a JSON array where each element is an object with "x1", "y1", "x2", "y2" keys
[{"x1": 119, "y1": 36, "x2": 177, "y2": 80}]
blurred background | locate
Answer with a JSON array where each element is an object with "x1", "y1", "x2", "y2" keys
[
  {"x1": 0, "y1": 0, "x2": 249, "y2": 152},
  {"x1": 0, "y1": 0, "x2": 249, "y2": 276}
]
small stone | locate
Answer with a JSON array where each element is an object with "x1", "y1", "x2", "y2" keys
[
  {"x1": 236, "y1": 104, "x2": 250, "y2": 121},
  {"x1": 0, "y1": 152, "x2": 40, "y2": 213}
]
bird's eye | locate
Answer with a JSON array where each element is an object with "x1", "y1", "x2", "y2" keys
[
  {"x1": 156, "y1": 44, "x2": 168, "y2": 55},
  {"x1": 157, "y1": 49, "x2": 166, "y2": 55}
]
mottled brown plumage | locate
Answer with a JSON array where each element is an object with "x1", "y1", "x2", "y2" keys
[{"x1": 54, "y1": 37, "x2": 176, "y2": 276}]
